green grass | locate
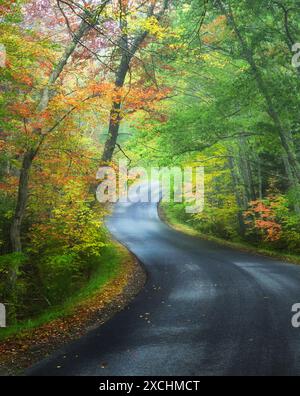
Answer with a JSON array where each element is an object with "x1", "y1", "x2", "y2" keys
[
  {"x1": 160, "y1": 202, "x2": 300, "y2": 266},
  {"x1": 0, "y1": 244, "x2": 123, "y2": 341}
]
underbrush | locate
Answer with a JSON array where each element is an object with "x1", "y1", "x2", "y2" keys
[
  {"x1": 161, "y1": 201, "x2": 300, "y2": 264},
  {"x1": 0, "y1": 243, "x2": 122, "y2": 340}
]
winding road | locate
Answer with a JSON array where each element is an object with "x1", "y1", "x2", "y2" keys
[{"x1": 28, "y1": 181, "x2": 300, "y2": 376}]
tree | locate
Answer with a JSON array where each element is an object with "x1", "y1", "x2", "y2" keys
[
  {"x1": 8, "y1": 1, "x2": 110, "y2": 253},
  {"x1": 101, "y1": 0, "x2": 170, "y2": 162}
]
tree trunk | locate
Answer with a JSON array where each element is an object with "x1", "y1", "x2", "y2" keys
[
  {"x1": 282, "y1": 154, "x2": 300, "y2": 214},
  {"x1": 102, "y1": 101, "x2": 123, "y2": 162},
  {"x1": 38, "y1": 19, "x2": 90, "y2": 112},
  {"x1": 238, "y1": 135, "x2": 256, "y2": 202},
  {"x1": 101, "y1": 1, "x2": 169, "y2": 162},
  {"x1": 101, "y1": 47, "x2": 129, "y2": 162},
  {"x1": 257, "y1": 155, "x2": 263, "y2": 201},
  {"x1": 101, "y1": 38, "x2": 137, "y2": 162},
  {"x1": 228, "y1": 153, "x2": 247, "y2": 237},
  {"x1": 10, "y1": 149, "x2": 35, "y2": 252}
]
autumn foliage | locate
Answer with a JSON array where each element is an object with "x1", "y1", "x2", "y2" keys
[
  {"x1": 244, "y1": 199, "x2": 282, "y2": 242},
  {"x1": 0, "y1": 0, "x2": 171, "y2": 326}
]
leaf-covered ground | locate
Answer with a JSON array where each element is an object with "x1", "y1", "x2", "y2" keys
[{"x1": 0, "y1": 245, "x2": 145, "y2": 376}]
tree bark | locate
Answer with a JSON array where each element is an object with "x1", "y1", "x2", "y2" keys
[
  {"x1": 10, "y1": 150, "x2": 36, "y2": 252},
  {"x1": 101, "y1": 49, "x2": 129, "y2": 162},
  {"x1": 228, "y1": 154, "x2": 246, "y2": 237},
  {"x1": 238, "y1": 135, "x2": 256, "y2": 202},
  {"x1": 38, "y1": 20, "x2": 90, "y2": 112},
  {"x1": 101, "y1": 100, "x2": 123, "y2": 162}
]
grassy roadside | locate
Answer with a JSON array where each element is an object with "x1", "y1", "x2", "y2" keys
[
  {"x1": 0, "y1": 245, "x2": 121, "y2": 341},
  {"x1": 159, "y1": 202, "x2": 300, "y2": 265},
  {"x1": 0, "y1": 243, "x2": 145, "y2": 375}
]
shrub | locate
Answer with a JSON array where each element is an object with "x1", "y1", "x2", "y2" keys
[
  {"x1": 37, "y1": 253, "x2": 84, "y2": 305},
  {"x1": 0, "y1": 252, "x2": 28, "y2": 323}
]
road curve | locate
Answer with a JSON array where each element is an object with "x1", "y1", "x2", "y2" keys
[{"x1": 28, "y1": 181, "x2": 300, "y2": 376}]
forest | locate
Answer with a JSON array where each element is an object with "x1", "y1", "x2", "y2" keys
[{"x1": 1, "y1": 0, "x2": 300, "y2": 332}]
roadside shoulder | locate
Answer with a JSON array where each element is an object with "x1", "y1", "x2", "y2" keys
[
  {"x1": 0, "y1": 244, "x2": 146, "y2": 375},
  {"x1": 158, "y1": 202, "x2": 300, "y2": 266}
]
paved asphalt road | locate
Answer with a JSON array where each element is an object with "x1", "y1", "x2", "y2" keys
[{"x1": 28, "y1": 182, "x2": 300, "y2": 376}]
